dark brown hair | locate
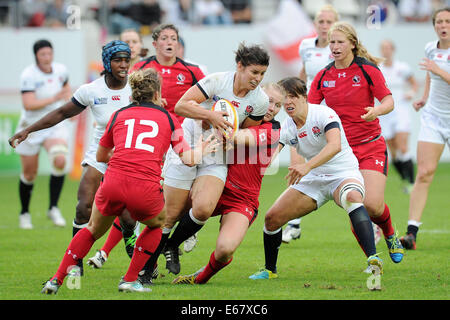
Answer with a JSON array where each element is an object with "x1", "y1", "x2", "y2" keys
[
  {"x1": 277, "y1": 77, "x2": 307, "y2": 98},
  {"x1": 151, "y1": 23, "x2": 179, "y2": 41},
  {"x1": 235, "y1": 42, "x2": 270, "y2": 67},
  {"x1": 432, "y1": 7, "x2": 450, "y2": 26}
]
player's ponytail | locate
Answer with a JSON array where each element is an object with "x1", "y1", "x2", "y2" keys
[
  {"x1": 129, "y1": 68, "x2": 161, "y2": 105},
  {"x1": 329, "y1": 22, "x2": 383, "y2": 66}
]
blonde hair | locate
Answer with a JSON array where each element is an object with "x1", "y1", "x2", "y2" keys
[
  {"x1": 262, "y1": 82, "x2": 286, "y2": 96},
  {"x1": 329, "y1": 22, "x2": 383, "y2": 66},
  {"x1": 315, "y1": 4, "x2": 340, "y2": 22},
  {"x1": 128, "y1": 68, "x2": 161, "y2": 104},
  {"x1": 120, "y1": 28, "x2": 149, "y2": 58}
]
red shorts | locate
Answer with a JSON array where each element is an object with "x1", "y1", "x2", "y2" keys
[
  {"x1": 95, "y1": 170, "x2": 164, "y2": 222},
  {"x1": 212, "y1": 188, "x2": 258, "y2": 226},
  {"x1": 351, "y1": 136, "x2": 388, "y2": 175}
]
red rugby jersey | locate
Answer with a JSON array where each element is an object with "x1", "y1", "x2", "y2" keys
[
  {"x1": 130, "y1": 56, "x2": 205, "y2": 123},
  {"x1": 224, "y1": 120, "x2": 280, "y2": 208},
  {"x1": 308, "y1": 57, "x2": 391, "y2": 146},
  {"x1": 99, "y1": 102, "x2": 191, "y2": 183}
]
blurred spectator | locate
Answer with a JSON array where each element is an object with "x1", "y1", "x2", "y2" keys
[
  {"x1": 45, "y1": 0, "x2": 70, "y2": 28},
  {"x1": 109, "y1": 0, "x2": 162, "y2": 34},
  {"x1": 160, "y1": 0, "x2": 196, "y2": 26},
  {"x1": 221, "y1": 0, "x2": 252, "y2": 24},
  {"x1": 398, "y1": 0, "x2": 432, "y2": 22},
  {"x1": 22, "y1": 0, "x2": 47, "y2": 27},
  {"x1": 195, "y1": 0, "x2": 233, "y2": 25}
]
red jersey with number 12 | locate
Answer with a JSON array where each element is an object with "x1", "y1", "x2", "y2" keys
[{"x1": 99, "y1": 102, "x2": 191, "y2": 183}]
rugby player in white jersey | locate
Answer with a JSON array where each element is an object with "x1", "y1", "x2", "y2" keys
[
  {"x1": 14, "y1": 39, "x2": 71, "y2": 229},
  {"x1": 156, "y1": 43, "x2": 270, "y2": 275},
  {"x1": 378, "y1": 39, "x2": 419, "y2": 194},
  {"x1": 402, "y1": 7, "x2": 450, "y2": 250},
  {"x1": 282, "y1": 5, "x2": 339, "y2": 243},
  {"x1": 249, "y1": 77, "x2": 382, "y2": 280},
  {"x1": 10, "y1": 40, "x2": 138, "y2": 274}
]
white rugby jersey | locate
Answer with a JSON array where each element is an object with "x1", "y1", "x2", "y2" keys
[
  {"x1": 423, "y1": 40, "x2": 450, "y2": 118},
  {"x1": 380, "y1": 60, "x2": 414, "y2": 107},
  {"x1": 19, "y1": 62, "x2": 69, "y2": 123},
  {"x1": 182, "y1": 71, "x2": 269, "y2": 165},
  {"x1": 279, "y1": 104, "x2": 359, "y2": 175},
  {"x1": 299, "y1": 37, "x2": 334, "y2": 90},
  {"x1": 72, "y1": 76, "x2": 132, "y2": 147}
]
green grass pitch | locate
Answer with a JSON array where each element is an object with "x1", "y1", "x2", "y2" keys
[{"x1": 0, "y1": 164, "x2": 448, "y2": 302}]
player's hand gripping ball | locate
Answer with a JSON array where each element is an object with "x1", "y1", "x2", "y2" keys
[{"x1": 211, "y1": 99, "x2": 239, "y2": 140}]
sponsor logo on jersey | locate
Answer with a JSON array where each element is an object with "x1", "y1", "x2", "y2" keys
[
  {"x1": 94, "y1": 97, "x2": 107, "y2": 105},
  {"x1": 312, "y1": 126, "x2": 322, "y2": 137},
  {"x1": 323, "y1": 81, "x2": 335, "y2": 88},
  {"x1": 298, "y1": 131, "x2": 307, "y2": 139},
  {"x1": 161, "y1": 68, "x2": 171, "y2": 74},
  {"x1": 111, "y1": 95, "x2": 121, "y2": 101},
  {"x1": 338, "y1": 72, "x2": 346, "y2": 78},
  {"x1": 290, "y1": 138, "x2": 298, "y2": 145}
]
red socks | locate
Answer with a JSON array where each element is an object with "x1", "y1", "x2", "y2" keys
[
  {"x1": 53, "y1": 228, "x2": 95, "y2": 284},
  {"x1": 123, "y1": 226, "x2": 162, "y2": 282},
  {"x1": 370, "y1": 204, "x2": 394, "y2": 238},
  {"x1": 195, "y1": 251, "x2": 232, "y2": 284},
  {"x1": 101, "y1": 217, "x2": 123, "y2": 256}
]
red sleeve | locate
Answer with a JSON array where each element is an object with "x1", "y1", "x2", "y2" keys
[
  {"x1": 170, "y1": 117, "x2": 191, "y2": 154},
  {"x1": 307, "y1": 71, "x2": 325, "y2": 104},
  {"x1": 191, "y1": 65, "x2": 205, "y2": 83},
  {"x1": 99, "y1": 112, "x2": 116, "y2": 149},
  {"x1": 365, "y1": 65, "x2": 392, "y2": 102}
]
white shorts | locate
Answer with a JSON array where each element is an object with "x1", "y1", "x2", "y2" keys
[
  {"x1": 379, "y1": 102, "x2": 411, "y2": 140},
  {"x1": 418, "y1": 111, "x2": 450, "y2": 147},
  {"x1": 81, "y1": 141, "x2": 108, "y2": 174},
  {"x1": 162, "y1": 148, "x2": 228, "y2": 191},
  {"x1": 15, "y1": 121, "x2": 69, "y2": 156},
  {"x1": 289, "y1": 170, "x2": 364, "y2": 208}
]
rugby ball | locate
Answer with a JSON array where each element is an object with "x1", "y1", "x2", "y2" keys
[{"x1": 211, "y1": 99, "x2": 239, "y2": 140}]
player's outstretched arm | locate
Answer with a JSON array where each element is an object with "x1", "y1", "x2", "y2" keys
[{"x1": 8, "y1": 101, "x2": 84, "y2": 148}]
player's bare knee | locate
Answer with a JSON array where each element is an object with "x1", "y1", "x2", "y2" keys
[
  {"x1": 192, "y1": 204, "x2": 212, "y2": 222},
  {"x1": 215, "y1": 244, "x2": 234, "y2": 262},
  {"x1": 75, "y1": 200, "x2": 92, "y2": 224},
  {"x1": 21, "y1": 172, "x2": 36, "y2": 184},
  {"x1": 49, "y1": 144, "x2": 68, "y2": 176},
  {"x1": 53, "y1": 155, "x2": 66, "y2": 171},
  {"x1": 345, "y1": 190, "x2": 363, "y2": 203},
  {"x1": 264, "y1": 212, "x2": 282, "y2": 232},
  {"x1": 416, "y1": 166, "x2": 435, "y2": 184}
]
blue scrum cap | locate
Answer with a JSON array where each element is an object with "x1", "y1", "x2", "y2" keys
[{"x1": 102, "y1": 40, "x2": 131, "y2": 73}]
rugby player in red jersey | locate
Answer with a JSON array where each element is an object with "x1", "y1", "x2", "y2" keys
[
  {"x1": 41, "y1": 68, "x2": 217, "y2": 294},
  {"x1": 94, "y1": 24, "x2": 206, "y2": 271},
  {"x1": 308, "y1": 22, "x2": 404, "y2": 263},
  {"x1": 171, "y1": 83, "x2": 283, "y2": 285},
  {"x1": 130, "y1": 23, "x2": 205, "y2": 124}
]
